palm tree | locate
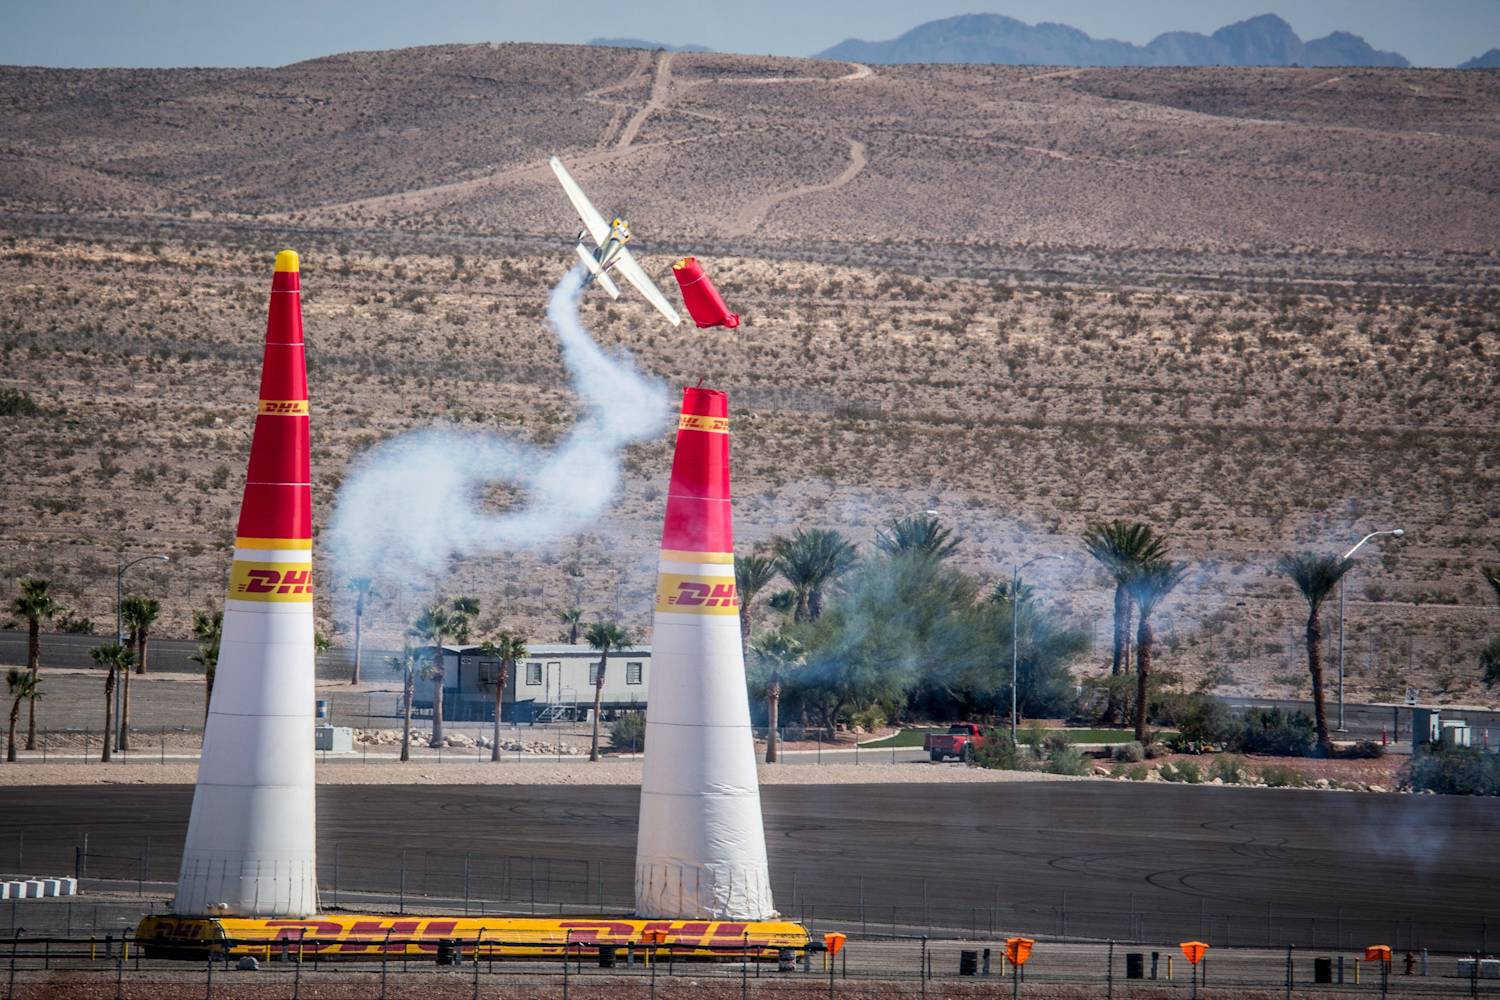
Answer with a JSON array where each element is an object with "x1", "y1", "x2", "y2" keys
[
  {"x1": 750, "y1": 630, "x2": 804, "y2": 764},
  {"x1": 735, "y1": 554, "x2": 777, "y2": 655},
  {"x1": 1278, "y1": 552, "x2": 1354, "y2": 755},
  {"x1": 480, "y1": 631, "x2": 528, "y2": 762},
  {"x1": 90, "y1": 643, "x2": 132, "y2": 762},
  {"x1": 874, "y1": 513, "x2": 961, "y2": 561},
  {"x1": 189, "y1": 607, "x2": 222, "y2": 722},
  {"x1": 119, "y1": 595, "x2": 161, "y2": 752},
  {"x1": 122, "y1": 594, "x2": 161, "y2": 675},
  {"x1": 772, "y1": 528, "x2": 858, "y2": 622},
  {"x1": 584, "y1": 621, "x2": 630, "y2": 762},
  {"x1": 348, "y1": 577, "x2": 377, "y2": 685},
  {"x1": 1483, "y1": 566, "x2": 1500, "y2": 605},
  {"x1": 1125, "y1": 560, "x2": 1189, "y2": 743},
  {"x1": 387, "y1": 645, "x2": 422, "y2": 762},
  {"x1": 10, "y1": 579, "x2": 60, "y2": 750},
  {"x1": 558, "y1": 607, "x2": 584, "y2": 645},
  {"x1": 6, "y1": 669, "x2": 40, "y2": 763},
  {"x1": 409, "y1": 596, "x2": 478, "y2": 746},
  {"x1": 1082, "y1": 521, "x2": 1169, "y2": 725}
]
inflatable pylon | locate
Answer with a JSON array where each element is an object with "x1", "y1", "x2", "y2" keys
[
  {"x1": 174, "y1": 251, "x2": 318, "y2": 917},
  {"x1": 635, "y1": 387, "x2": 774, "y2": 920},
  {"x1": 671, "y1": 257, "x2": 739, "y2": 329}
]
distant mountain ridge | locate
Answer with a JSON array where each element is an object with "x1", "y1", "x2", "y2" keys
[
  {"x1": 1459, "y1": 49, "x2": 1500, "y2": 69},
  {"x1": 816, "y1": 13, "x2": 1411, "y2": 68},
  {"x1": 589, "y1": 37, "x2": 710, "y2": 53}
]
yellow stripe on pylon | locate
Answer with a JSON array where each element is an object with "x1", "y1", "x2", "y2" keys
[
  {"x1": 258, "y1": 400, "x2": 309, "y2": 415},
  {"x1": 235, "y1": 537, "x2": 313, "y2": 551},
  {"x1": 659, "y1": 549, "x2": 734, "y2": 565}
]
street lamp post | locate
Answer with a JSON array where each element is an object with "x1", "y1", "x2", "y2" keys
[
  {"x1": 115, "y1": 554, "x2": 169, "y2": 750},
  {"x1": 1010, "y1": 555, "x2": 1064, "y2": 742},
  {"x1": 1336, "y1": 529, "x2": 1403, "y2": 732}
]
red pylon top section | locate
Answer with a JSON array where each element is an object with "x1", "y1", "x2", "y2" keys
[
  {"x1": 235, "y1": 250, "x2": 312, "y2": 545},
  {"x1": 661, "y1": 386, "x2": 732, "y2": 556}
]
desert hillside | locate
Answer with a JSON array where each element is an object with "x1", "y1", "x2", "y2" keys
[{"x1": 1, "y1": 43, "x2": 1497, "y2": 705}]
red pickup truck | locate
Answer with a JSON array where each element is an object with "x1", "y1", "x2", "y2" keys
[{"x1": 924, "y1": 723, "x2": 986, "y2": 762}]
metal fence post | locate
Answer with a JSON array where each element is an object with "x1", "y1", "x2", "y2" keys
[
  {"x1": 399, "y1": 848, "x2": 406, "y2": 915},
  {"x1": 1284, "y1": 944, "x2": 1293, "y2": 1000},
  {"x1": 920, "y1": 936, "x2": 927, "y2": 1000},
  {"x1": 379, "y1": 930, "x2": 389, "y2": 999},
  {"x1": 1107, "y1": 940, "x2": 1114, "y2": 999},
  {"x1": 464, "y1": 852, "x2": 471, "y2": 915},
  {"x1": 9, "y1": 929, "x2": 22, "y2": 1000}
]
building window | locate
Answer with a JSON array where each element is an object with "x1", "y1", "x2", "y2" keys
[
  {"x1": 526, "y1": 662, "x2": 542, "y2": 686},
  {"x1": 626, "y1": 662, "x2": 643, "y2": 685},
  {"x1": 588, "y1": 662, "x2": 600, "y2": 685},
  {"x1": 478, "y1": 660, "x2": 501, "y2": 686}
]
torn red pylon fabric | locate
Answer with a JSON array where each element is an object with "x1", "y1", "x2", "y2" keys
[{"x1": 671, "y1": 257, "x2": 739, "y2": 329}]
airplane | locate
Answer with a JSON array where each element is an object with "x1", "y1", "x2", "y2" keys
[{"x1": 549, "y1": 155, "x2": 681, "y2": 327}]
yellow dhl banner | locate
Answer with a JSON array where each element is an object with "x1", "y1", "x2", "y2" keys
[
  {"x1": 229, "y1": 560, "x2": 313, "y2": 601},
  {"x1": 655, "y1": 573, "x2": 739, "y2": 614},
  {"x1": 138, "y1": 914, "x2": 811, "y2": 959},
  {"x1": 258, "y1": 399, "x2": 309, "y2": 415},
  {"x1": 677, "y1": 413, "x2": 728, "y2": 434}
]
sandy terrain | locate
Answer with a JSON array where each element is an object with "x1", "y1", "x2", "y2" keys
[{"x1": 1, "y1": 44, "x2": 1497, "y2": 710}]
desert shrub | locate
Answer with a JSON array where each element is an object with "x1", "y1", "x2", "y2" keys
[
  {"x1": 1159, "y1": 760, "x2": 1203, "y2": 784},
  {"x1": 1209, "y1": 755, "x2": 1248, "y2": 784},
  {"x1": 1234, "y1": 707, "x2": 1316, "y2": 756},
  {"x1": 1044, "y1": 746, "x2": 1092, "y2": 776},
  {"x1": 971, "y1": 731, "x2": 1036, "y2": 772},
  {"x1": 1019, "y1": 721, "x2": 1049, "y2": 751},
  {"x1": 1111, "y1": 740, "x2": 1146, "y2": 763},
  {"x1": 1482, "y1": 637, "x2": 1500, "y2": 688},
  {"x1": 609, "y1": 712, "x2": 646, "y2": 752},
  {"x1": 1259, "y1": 764, "x2": 1312, "y2": 788},
  {"x1": 1343, "y1": 740, "x2": 1385, "y2": 760},
  {"x1": 0, "y1": 388, "x2": 41, "y2": 417},
  {"x1": 1172, "y1": 693, "x2": 1236, "y2": 745},
  {"x1": 1115, "y1": 763, "x2": 1148, "y2": 781},
  {"x1": 851, "y1": 706, "x2": 885, "y2": 733},
  {"x1": 1406, "y1": 747, "x2": 1500, "y2": 796}
]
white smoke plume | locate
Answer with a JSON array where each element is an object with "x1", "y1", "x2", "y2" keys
[{"x1": 327, "y1": 267, "x2": 670, "y2": 583}]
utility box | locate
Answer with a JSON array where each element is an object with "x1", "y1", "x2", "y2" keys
[
  {"x1": 1441, "y1": 721, "x2": 1471, "y2": 748},
  {"x1": 314, "y1": 726, "x2": 353, "y2": 753}
]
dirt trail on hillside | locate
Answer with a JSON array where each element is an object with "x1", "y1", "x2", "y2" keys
[{"x1": 728, "y1": 137, "x2": 867, "y2": 236}]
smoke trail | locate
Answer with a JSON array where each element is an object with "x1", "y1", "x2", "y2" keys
[{"x1": 327, "y1": 267, "x2": 670, "y2": 582}]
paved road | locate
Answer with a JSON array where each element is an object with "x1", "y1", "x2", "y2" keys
[{"x1": 2, "y1": 783, "x2": 1495, "y2": 953}]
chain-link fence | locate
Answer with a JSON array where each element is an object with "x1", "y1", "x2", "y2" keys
[
  {"x1": 3, "y1": 931, "x2": 1499, "y2": 999},
  {"x1": 4, "y1": 834, "x2": 1496, "y2": 958}
]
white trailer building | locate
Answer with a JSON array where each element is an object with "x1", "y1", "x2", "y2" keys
[{"x1": 414, "y1": 642, "x2": 651, "y2": 723}]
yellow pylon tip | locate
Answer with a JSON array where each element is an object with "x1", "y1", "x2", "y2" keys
[{"x1": 274, "y1": 250, "x2": 300, "y2": 273}]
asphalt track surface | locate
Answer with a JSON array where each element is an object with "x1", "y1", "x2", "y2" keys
[{"x1": 3, "y1": 782, "x2": 1497, "y2": 953}]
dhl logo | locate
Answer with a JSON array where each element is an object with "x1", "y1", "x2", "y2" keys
[
  {"x1": 678, "y1": 413, "x2": 729, "y2": 434},
  {"x1": 138, "y1": 915, "x2": 810, "y2": 959},
  {"x1": 656, "y1": 573, "x2": 738, "y2": 615},
  {"x1": 258, "y1": 399, "x2": 309, "y2": 415},
  {"x1": 229, "y1": 560, "x2": 313, "y2": 602}
]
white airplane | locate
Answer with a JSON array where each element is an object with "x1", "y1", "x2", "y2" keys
[{"x1": 549, "y1": 155, "x2": 681, "y2": 327}]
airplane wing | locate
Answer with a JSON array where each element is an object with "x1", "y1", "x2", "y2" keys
[
  {"x1": 613, "y1": 247, "x2": 682, "y2": 326},
  {"x1": 549, "y1": 156, "x2": 610, "y2": 247}
]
